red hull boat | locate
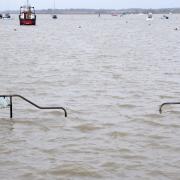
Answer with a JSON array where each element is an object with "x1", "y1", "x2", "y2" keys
[
  {"x1": 19, "y1": 18, "x2": 36, "y2": 25},
  {"x1": 19, "y1": 3, "x2": 36, "y2": 25}
]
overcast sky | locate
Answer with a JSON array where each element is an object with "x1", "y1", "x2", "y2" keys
[{"x1": 1, "y1": 0, "x2": 180, "y2": 10}]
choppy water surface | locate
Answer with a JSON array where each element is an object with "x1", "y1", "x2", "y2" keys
[{"x1": 0, "y1": 14, "x2": 180, "y2": 179}]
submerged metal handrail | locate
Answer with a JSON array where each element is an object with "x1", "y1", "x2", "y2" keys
[
  {"x1": 0, "y1": 95, "x2": 67, "y2": 118},
  {"x1": 159, "y1": 102, "x2": 180, "y2": 114}
]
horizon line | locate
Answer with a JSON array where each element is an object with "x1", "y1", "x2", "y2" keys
[{"x1": 1, "y1": 7, "x2": 180, "y2": 11}]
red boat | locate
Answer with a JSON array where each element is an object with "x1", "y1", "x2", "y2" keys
[
  {"x1": 111, "y1": 13, "x2": 118, "y2": 16},
  {"x1": 19, "y1": 1, "x2": 36, "y2": 25}
]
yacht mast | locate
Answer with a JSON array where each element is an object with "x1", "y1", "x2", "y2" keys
[{"x1": 54, "y1": 0, "x2": 57, "y2": 11}]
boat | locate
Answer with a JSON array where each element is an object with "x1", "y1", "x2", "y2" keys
[
  {"x1": 0, "y1": 13, "x2": 11, "y2": 19},
  {"x1": 52, "y1": 0, "x2": 58, "y2": 19},
  {"x1": 112, "y1": 13, "x2": 118, "y2": 16},
  {"x1": 162, "y1": 15, "x2": 169, "y2": 19},
  {"x1": 146, "y1": 13, "x2": 153, "y2": 21},
  {"x1": 52, "y1": 14, "x2": 57, "y2": 19},
  {"x1": 3, "y1": 13, "x2": 11, "y2": 19},
  {"x1": 19, "y1": 0, "x2": 36, "y2": 25},
  {"x1": 120, "y1": 13, "x2": 125, "y2": 17}
]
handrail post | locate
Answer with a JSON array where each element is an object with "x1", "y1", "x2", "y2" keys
[{"x1": 10, "y1": 96, "x2": 13, "y2": 118}]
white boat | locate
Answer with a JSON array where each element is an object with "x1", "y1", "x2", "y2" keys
[
  {"x1": 0, "y1": 13, "x2": 11, "y2": 19},
  {"x1": 146, "y1": 13, "x2": 153, "y2": 21},
  {"x1": 3, "y1": 13, "x2": 11, "y2": 19}
]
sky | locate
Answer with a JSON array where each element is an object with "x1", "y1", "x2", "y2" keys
[{"x1": 1, "y1": 0, "x2": 180, "y2": 10}]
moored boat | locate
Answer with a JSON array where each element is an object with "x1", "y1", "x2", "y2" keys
[
  {"x1": 146, "y1": 12, "x2": 153, "y2": 21},
  {"x1": 52, "y1": 0, "x2": 58, "y2": 19},
  {"x1": 3, "y1": 13, "x2": 11, "y2": 19},
  {"x1": 162, "y1": 15, "x2": 169, "y2": 19},
  {"x1": 111, "y1": 13, "x2": 118, "y2": 16},
  {"x1": 52, "y1": 14, "x2": 57, "y2": 19}
]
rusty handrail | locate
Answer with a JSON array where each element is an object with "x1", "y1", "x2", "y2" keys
[{"x1": 0, "y1": 95, "x2": 67, "y2": 118}]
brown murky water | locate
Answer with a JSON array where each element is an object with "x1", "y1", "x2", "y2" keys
[{"x1": 0, "y1": 14, "x2": 180, "y2": 179}]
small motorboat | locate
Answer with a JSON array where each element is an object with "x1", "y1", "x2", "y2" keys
[
  {"x1": 19, "y1": 0, "x2": 36, "y2": 25},
  {"x1": 52, "y1": 14, "x2": 57, "y2": 19},
  {"x1": 0, "y1": 14, "x2": 2, "y2": 19}
]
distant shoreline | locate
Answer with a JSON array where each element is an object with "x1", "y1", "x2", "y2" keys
[{"x1": 1, "y1": 8, "x2": 180, "y2": 14}]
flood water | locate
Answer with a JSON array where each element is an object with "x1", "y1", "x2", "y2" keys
[{"x1": 0, "y1": 14, "x2": 180, "y2": 179}]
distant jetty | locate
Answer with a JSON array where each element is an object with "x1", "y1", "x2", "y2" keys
[{"x1": 1, "y1": 8, "x2": 180, "y2": 14}]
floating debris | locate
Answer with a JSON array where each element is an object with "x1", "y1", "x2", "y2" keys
[{"x1": 0, "y1": 97, "x2": 10, "y2": 109}]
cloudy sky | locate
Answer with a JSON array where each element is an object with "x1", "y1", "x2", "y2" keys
[{"x1": 0, "y1": 0, "x2": 180, "y2": 10}]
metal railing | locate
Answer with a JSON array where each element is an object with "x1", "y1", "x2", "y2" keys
[
  {"x1": 0, "y1": 95, "x2": 67, "y2": 118},
  {"x1": 159, "y1": 102, "x2": 180, "y2": 114}
]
